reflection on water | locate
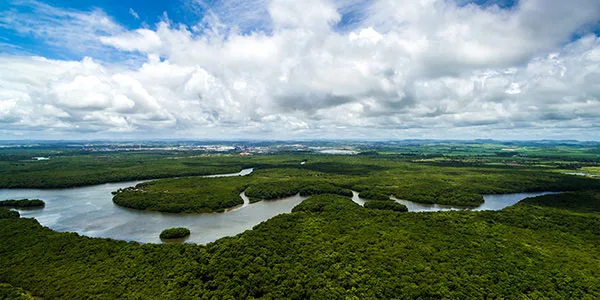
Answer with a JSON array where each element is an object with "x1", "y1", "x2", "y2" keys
[{"x1": 352, "y1": 190, "x2": 556, "y2": 212}]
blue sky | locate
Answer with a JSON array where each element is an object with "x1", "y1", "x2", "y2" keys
[
  {"x1": 1, "y1": 0, "x2": 600, "y2": 140},
  {"x1": 1, "y1": 0, "x2": 535, "y2": 60},
  {"x1": 0, "y1": 0, "x2": 200, "y2": 60}
]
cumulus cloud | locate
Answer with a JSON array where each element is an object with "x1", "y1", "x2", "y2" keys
[{"x1": 0, "y1": 0, "x2": 599, "y2": 139}]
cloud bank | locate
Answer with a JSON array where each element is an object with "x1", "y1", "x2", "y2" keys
[{"x1": 1, "y1": 0, "x2": 599, "y2": 140}]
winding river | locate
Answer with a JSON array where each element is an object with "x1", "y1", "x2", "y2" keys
[
  {"x1": 351, "y1": 191, "x2": 556, "y2": 211},
  {"x1": 1, "y1": 168, "x2": 553, "y2": 244}
]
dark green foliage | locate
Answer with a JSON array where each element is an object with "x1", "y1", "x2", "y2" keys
[
  {"x1": 516, "y1": 191, "x2": 600, "y2": 213},
  {"x1": 0, "y1": 199, "x2": 45, "y2": 208},
  {"x1": 2, "y1": 143, "x2": 600, "y2": 298},
  {"x1": 111, "y1": 154, "x2": 600, "y2": 210},
  {"x1": 0, "y1": 152, "x2": 247, "y2": 189},
  {"x1": 300, "y1": 161, "x2": 388, "y2": 175},
  {"x1": 0, "y1": 208, "x2": 19, "y2": 219},
  {"x1": 358, "y1": 190, "x2": 390, "y2": 200},
  {"x1": 364, "y1": 200, "x2": 408, "y2": 212},
  {"x1": 244, "y1": 181, "x2": 302, "y2": 200},
  {"x1": 3, "y1": 148, "x2": 600, "y2": 207},
  {"x1": 160, "y1": 227, "x2": 191, "y2": 239},
  {"x1": 112, "y1": 167, "x2": 350, "y2": 213},
  {"x1": 299, "y1": 182, "x2": 353, "y2": 197},
  {"x1": 1, "y1": 192, "x2": 599, "y2": 299},
  {"x1": 112, "y1": 177, "x2": 247, "y2": 213},
  {"x1": 292, "y1": 194, "x2": 361, "y2": 213},
  {"x1": 0, "y1": 283, "x2": 34, "y2": 300},
  {"x1": 245, "y1": 180, "x2": 352, "y2": 201},
  {"x1": 392, "y1": 187, "x2": 484, "y2": 207}
]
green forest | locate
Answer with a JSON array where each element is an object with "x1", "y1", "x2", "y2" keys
[
  {"x1": 160, "y1": 227, "x2": 191, "y2": 239},
  {"x1": 1, "y1": 144, "x2": 600, "y2": 299},
  {"x1": 111, "y1": 156, "x2": 600, "y2": 211},
  {"x1": 0, "y1": 283, "x2": 35, "y2": 300},
  {"x1": 0, "y1": 199, "x2": 45, "y2": 208},
  {"x1": 0, "y1": 191, "x2": 599, "y2": 299}
]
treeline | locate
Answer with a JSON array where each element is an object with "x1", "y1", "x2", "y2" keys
[
  {"x1": 1, "y1": 192, "x2": 599, "y2": 299},
  {"x1": 0, "y1": 208, "x2": 19, "y2": 219},
  {"x1": 392, "y1": 187, "x2": 484, "y2": 207},
  {"x1": 114, "y1": 157, "x2": 600, "y2": 211},
  {"x1": 112, "y1": 167, "x2": 354, "y2": 213},
  {"x1": 515, "y1": 190, "x2": 600, "y2": 213},
  {"x1": 245, "y1": 180, "x2": 352, "y2": 201},
  {"x1": 0, "y1": 152, "x2": 250, "y2": 189},
  {"x1": 364, "y1": 201, "x2": 408, "y2": 212},
  {"x1": 358, "y1": 190, "x2": 391, "y2": 201},
  {"x1": 0, "y1": 199, "x2": 45, "y2": 208},
  {"x1": 4, "y1": 151, "x2": 600, "y2": 209}
]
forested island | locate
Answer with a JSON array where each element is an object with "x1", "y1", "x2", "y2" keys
[
  {"x1": 0, "y1": 199, "x2": 45, "y2": 208},
  {"x1": 1, "y1": 191, "x2": 599, "y2": 298},
  {"x1": 0, "y1": 141, "x2": 599, "y2": 299},
  {"x1": 160, "y1": 227, "x2": 191, "y2": 239},
  {"x1": 110, "y1": 155, "x2": 599, "y2": 213},
  {"x1": 364, "y1": 200, "x2": 409, "y2": 212}
]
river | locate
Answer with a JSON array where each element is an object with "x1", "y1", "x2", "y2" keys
[
  {"x1": 1, "y1": 168, "x2": 554, "y2": 244},
  {"x1": 351, "y1": 191, "x2": 556, "y2": 212}
]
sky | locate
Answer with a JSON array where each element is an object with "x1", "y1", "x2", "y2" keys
[{"x1": 1, "y1": 0, "x2": 600, "y2": 140}]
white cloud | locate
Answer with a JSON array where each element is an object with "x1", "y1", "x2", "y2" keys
[
  {"x1": 129, "y1": 8, "x2": 140, "y2": 20},
  {"x1": 269, "y1": 0, "x2": 340, "y2": 31},
  {"x1": 100, "y1": 29, "x2": 162, "y2": 53},
  {"x1": 0, "y1": 0, "x2": 124, "y2": 57},
  {"x1": 0, "y1": 0, "x2": 600, "y2": 139}
]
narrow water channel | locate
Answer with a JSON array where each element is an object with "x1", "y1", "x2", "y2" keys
[
  {"x1": 1, "y1": 169, "x2": 554, "y2": 244},
  {"x1": 351, "y1": 190, "x2": 556, "y2": 212}
]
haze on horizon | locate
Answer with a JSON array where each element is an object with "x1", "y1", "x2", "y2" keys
[{"x1": 1, "y1": 0, "x2": 599, "y2": 141}]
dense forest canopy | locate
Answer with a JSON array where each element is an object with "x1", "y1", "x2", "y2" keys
[
  {"x1": 0, "y1": 191, "x2": 599, "y2": 299},
  {"x1": 2, "y1": 141, "x2": 599, "y2": 189},
  {"x1": 160, "y1": 227, "x2": 191, "y2": 239},
  {"x1": 1, "y1": 143, "x2": 599, "y2": 299},
  {"x1": 111, "y1": 157, "x2": 600, "y2": 211}
]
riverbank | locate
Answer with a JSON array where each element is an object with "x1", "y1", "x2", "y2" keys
[{"x1": 1, "y1": 191, "x2": 598, "y2": 299}]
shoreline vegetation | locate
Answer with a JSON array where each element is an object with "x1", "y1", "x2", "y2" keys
[
  {"x1": 109, "y1": 156, "x2": 600, "y2": 212},
  {"x1": 1, "y1": 144, "x2": 599, "y2": 298},
  {"x1": 0, "y1": 208, "x2": 20, "y2": 219},
  {"x1": 2, "y1": 141, "x2": 600, "y2": 190},
  {"x1": 159, "y1": 227, "x2": 191, "y2": 240},
  {"x1": 0, "y1": 199, "x2": 45, "y2": 208},
  {"x1": 0, "y1": 191, "x2": 598, "y2": 298},
  {"x1": 364, "y1": 200, "x2": 409, "y2": 212}
]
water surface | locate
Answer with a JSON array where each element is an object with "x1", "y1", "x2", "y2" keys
[
  {"x1": 352, "y1": 191, "x2": 555, "y2": 212},
  {"x1": 0, "y1": 168, "x2": 305, "y2": 244},
  {"x1": 1, "y1": 172, "x2": 553, "y2": 244},
  {"x1": 1, "y1": 182, "x2": 306, "y2": 244}
]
